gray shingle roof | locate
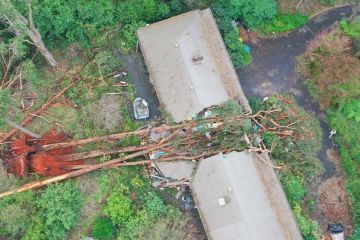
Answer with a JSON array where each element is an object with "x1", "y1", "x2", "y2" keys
[
  {"x1": 137, "y1": 9, "x2": 251, "y2": 122},
  {"x1": 190, "y1": 151, "x2": 303, "y2": 240}
]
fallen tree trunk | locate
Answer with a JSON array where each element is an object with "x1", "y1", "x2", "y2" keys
[
  {"x1": 38, "y1": 115, "x2": 245, "y2": 151},
  {"x1": 0, "y1": 0, "x2": 57, "y2": 67},
  {"x1": 0, "y1": 138, "x2": 188, "y2": 198},
  {"x1": 57, "y1": 145, "x2": 150, "y2": 161},
  {"x1": 39, "y1": 123, "x2": 192, "y2": 151}
]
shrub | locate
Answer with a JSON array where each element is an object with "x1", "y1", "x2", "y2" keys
[
  {"x1": 258, "y1": 14, "x2": 308, "y2": 34},
  {"x1": 120, "y1": 21, "x2": 146, "y2": 52},
  {"x1": 341, "y1": 99, "x2": 360, "y2": 122},
  {"x1": 104, "y1": 192, "x2": 133, "y2": 225},
  {"x1": 36, "y1": 182, "x2": 82, "y2": 240},
  {"x1": 293, "y1": 203, "x2": 320, "y2": 238},
  {"x1": 223, "y1": 29, "x2": 251, "y2": 67},
  {"x1": 92, "y1": 217, "x2": 115, "y2": 240},
  {"x1": 240, "y1": 0, "x2": 277, "y2": 28},
  {"x1": 28, "y1": 0, "x2": 116, "y2": 47},
  {"x1": 211, "y1": 1, "x2": 252, "y2": 67},
  {"x1": 281, "y1": 174, "x2": 306, "y2": 205},
  {"x1": 116, "y1": 0, "x2": 170, "y2": 24},
  {"x1": 169, "y1": 0, "x2": 183, "y2": 14},
  {"x1": 340, "y1": 19, "x2": 360, "y2": 38},
  {"x1": 0, "y1": 192, "x2": 35, "y2": 240}
]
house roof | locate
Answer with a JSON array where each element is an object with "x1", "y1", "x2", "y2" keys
[
  {"x1": 190, "y1": 151, "x2": 303, "y2": 240},
  {"x1": 137, "y1": 9, "x2": 251, "y2": 122}
]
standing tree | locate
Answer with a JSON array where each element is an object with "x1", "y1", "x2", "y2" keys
[{"x1": 0, "y1": 0, "x2": 58, "y2": 67}]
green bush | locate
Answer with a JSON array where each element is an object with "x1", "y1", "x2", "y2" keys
[
  {"x1": 36, "y1": 182, "x2": 82, "y2": 240},
  {"x1": 169, "y1": 0, "x2": 184, "y2": 14},
  {"x1": 281, "y1": 174, "x2": 306, "y2": 205},
  {"x1": 0, "y1": 192, "x2": 35, "y2": 239},
  {"x1": 116, "y1": 0, "x2": 170, "y2": 24},
  {"x1": 26, "y1": 0, "x2": 116, "y2": 47},
  {"x1": 341, "y1": 99, "x2": 360, "y2": 122},
  {"x1": 213, "y1": 0, "x2": 277, "y2": 28},
  {"x1": 241, "y1": 0, "x2": 277, "y2": 28},
  {"x1": 293, "y1": 203, "x2": 320, "y2": 239},
  {"x1": 223, "y1": 29, "x2": 252, "y2": 67},
  {"x1": 120, "y1": 21, "x2": 146, "y2": 52},
  {"x1": 104, "y1": 192, "x2": 133, "y2": 224},
  {"x1": 340, "y1": 19, "x2": 360, "y2": 38},
  {"x1": 258, "y1": 14, "x2": 308, "y2": 34},
  {"x1": 211, "y1": 2, "x2": 252, "y2": 67},
  {"x1": 92, "y1": 217, "x2": 115, "y2": 240}
]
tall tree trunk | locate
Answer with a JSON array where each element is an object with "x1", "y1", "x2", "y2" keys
[{"x1": 0, "y1": 0, "x2": 58, "y2": 67}]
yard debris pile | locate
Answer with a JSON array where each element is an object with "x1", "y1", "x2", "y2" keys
[{"x1": 1, "y1": 130, "x2": 84, "y2": 176}]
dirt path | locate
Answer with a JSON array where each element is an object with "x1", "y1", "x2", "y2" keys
[
  {"x1": 236, "y1": 5, "x2": 353, "y2": 179},
  {"x1": 236, "y1": 5, "x2": 355, "y2": 235},
  {"x1": 115, "y1": 50, "x2": 161, "y2": 119}
]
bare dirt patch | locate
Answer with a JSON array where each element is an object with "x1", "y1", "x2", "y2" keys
[
  {"x1": 89, "y1": 95, "x2": 123, "y2": 132},
  {"x1": 318, "y1": 177, "x2": 353, "y2": 235}
]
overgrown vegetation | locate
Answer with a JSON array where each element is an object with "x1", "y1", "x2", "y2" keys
[
  {"x1": 0, "y1": 182, "x2": 82, "y2": 240},
  {"x1": 0, "y1": 0, "x2": 338, "y2": 239},
  {"x1": 299, "y1": 22, "x2": 360, "y2": 239},
  {"x1": 249, "y1": 95, "x2": 322, "y2": 240},
  {"x1": 257, "y1": 13, "x2": 308, "y2": 34}
]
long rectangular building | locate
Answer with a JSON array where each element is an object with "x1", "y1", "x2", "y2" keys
[{"x1": 137, "y1": 9, "x2": 251, "y2": 122}]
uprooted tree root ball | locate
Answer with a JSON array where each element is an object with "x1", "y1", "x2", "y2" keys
[{"x1": 1, "y1": 130, "x2": 84, "y2": 176}]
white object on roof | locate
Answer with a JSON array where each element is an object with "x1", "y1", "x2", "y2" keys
[
  {"x1": 217, "y1": 197, "x2": 226, "y2": 207},
  {"x1": 190, "y1": 151, "x2": 303, "y2": 240},
  {"x1": 137, "y1": 9, "x2": 251, "y2": 122}
]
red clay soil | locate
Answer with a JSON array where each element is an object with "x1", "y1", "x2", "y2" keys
[{"x1": 1, "y1": 129, "x2": 84, "y2": 177}]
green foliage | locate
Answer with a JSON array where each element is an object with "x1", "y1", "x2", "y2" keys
[
  {"x1": 349, "y1": 225, "x2": 360, "y2": 240},
  {"x1": 301, "y1": 26, "x2": 360, "y2": 237},
  {"x1": 104, "y1": 191, "x2": 133, "y2": 224},
  {"x1": 143, "y1": 192, "x2": 168, "y2": 217},
  {"x1": 92, "y1": 217, "x2": 115, "y2": 240},
  {"x1": 212, "y1": 0, "x2": 277, "y2": 28},
  {"x1": 116, "y1": 0, "x2": 170, "y2": 24},
  {"x1": 281, "y1": 174, "x2": 306, "y2": 205},
  {"x1": 98, "y1": 168, "x2": 178, "y2": 240},
  {"x1": 248, "y1": 96, "x2": 322, "y2": 239},
  {"x1": 120, "y1": 21, "x2": 146, "y2": 52},
  {"x1": 0, "y1": 192, "x2": 35, "y2": 239},
  {"x1": 36, "y1": 182, "x2": 82, "y2": 240},
  {"x1": 340, "y1": 19, "x2": 360, "y2": 38},
  {"x1": 19, "y1": 0, "x2": 117, "y2": 47},
  {"x1": 258, "y1": 14, "x2": 308, "y2": 34},
  {"x1": 240, "y1": 0, "x2": 277, "y2": 28},
  {"x1": 211, "y1": 2, "x2": 252, "y2": 67},
  {"x1": 21, "y1": 217, "x2": 46, "y2": 240},
  {"x1": 223, "y1": 29, "x2": 252, "y2": 67},
  {"x1": 169, "y1": 0, "x2": 184, "y2": 14},
  {"x1": 293, "y1": 203, "x2": 320, "y2": 239},
  {"x1": 341, "y1": 99, "x2": 360, "y2": 122},
  {"x1": 0, "y1": 89, "x2": 11, "y2": 128}
]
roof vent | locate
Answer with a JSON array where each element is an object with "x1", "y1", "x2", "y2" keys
[
  {"x1": 192, "y1": 54, "x2": 204, "y2": 64},
  {"x1": 218, "y1": 197, "x2": 226, "y2": 206}
]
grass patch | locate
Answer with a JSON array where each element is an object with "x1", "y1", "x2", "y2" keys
[
  {"x1": 299, "y1": 24, "x2": 360, "y2": 238},
  {"x1": 257, "y1": 13, "x2": 308, "y2": 34}
]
